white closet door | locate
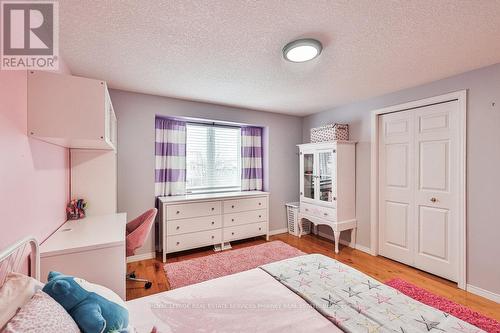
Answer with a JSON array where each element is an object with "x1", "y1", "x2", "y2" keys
[
  {"x1": 413, "y1": 101, "x2": 458, "y2": 281},
  {"x1": 378, "y1": 101, "x2": 459, "y2": 282},
  {"x1": 378, "y1": 111, "x2": 415, "y2": 265}
]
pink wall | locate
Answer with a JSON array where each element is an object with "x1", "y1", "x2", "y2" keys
[{"x1": 0, "y1": 70, "x2": 70, "y2": 250}]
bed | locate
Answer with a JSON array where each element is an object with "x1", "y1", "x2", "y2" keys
[{"x1": 0, "y1": 237, "x2": 485, "y2": 333}]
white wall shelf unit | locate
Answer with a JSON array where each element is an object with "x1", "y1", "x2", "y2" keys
[{"x1": 27, "y1": 71, "x2": 117, "y2": 150}]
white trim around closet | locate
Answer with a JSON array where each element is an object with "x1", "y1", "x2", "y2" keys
[{"x1": 370, "y1": 90, "x2": 467, "y2": 290}]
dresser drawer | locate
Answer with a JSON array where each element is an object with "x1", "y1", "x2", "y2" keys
[
  {"x1": 300, "y1": 202, "x2": 336, "y2": 221},
  {"x1": 224, "y1": 209, "x2": 267, "y2": 227},
  {"x1": 166, "y1": 201, "x2": 221, "y2": 220},
  {"x1": 223, "y1": 197, "x2": 267, "y2": 213},
  {"x1": 166, "y1": 229, "x2": 222, "y2": 253},
  {"x1": 167, "y1": 215, "x2": 222, "y2": 235},
  {"x1": 223, "y1": 222, "x2": 267, "y2": 242}
]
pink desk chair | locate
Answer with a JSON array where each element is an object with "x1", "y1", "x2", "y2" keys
[{"x1": 126, "y1": 208, "x2": 157, "y2": 289}]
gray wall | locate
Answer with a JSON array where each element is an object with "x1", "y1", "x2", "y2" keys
[
  {"x1": 303, "y1": 63, "x2": 500, "y2": 294},
  {"x1": 110, "y1": 90, "x2": 303, "y2": 256}
]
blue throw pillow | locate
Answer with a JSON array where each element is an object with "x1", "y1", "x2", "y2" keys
[{"x1": 42, "y1": 271, "x2": 129, "y2": 333}]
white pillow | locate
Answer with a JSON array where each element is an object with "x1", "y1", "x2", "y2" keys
[
  {"x1": 0, "y1": 272, "x2": 44, "y2": 329},
  {"x1": 73, "y1": 276, "x2": 127, "y2": 309},
  {"x1": 2, "y1": 290, "x2": 80, "y2": 333}
]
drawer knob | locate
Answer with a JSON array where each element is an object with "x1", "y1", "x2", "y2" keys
[
  {"x1": 324, "y1": 213, "x2": 328, "y2": 216},
  {"x1": 176, "y1": 241, "x2": 180, "y2": 245},
  {"x1": 211, "y1": 235, "x2": 214, "y2": 239},
  {"x1": 211, "y1": 221, "x2": 215, "y2": 225},
  {"x1": 231, "y1": 218, "x2": 234, "y2": 222},
  {"x1": 258, "y1": 202, "x2": 262, "y2": 205},
  {"x1": 176, "y1": 226, "x2": 180, "y2": 230},
  {"x1": 231, "y1": 205, "x2": 235, "y2": 208},
  {"x1": 333, "y1": 197, "x2": 337, "y2": 201},
  {"x1": 258, "y1": 215, "x2": 262, "y2": 218},
  {"x1": 305, "y1": 208, "x2": 309, "y2": 211},
  {"x1": 176, "y1": 211, "x2": 180, "y2": 214},
  {"x1": 259, "y1": 227, "x2": 262, "y2": 231},
  {"x1": 211, "y1": 207, "x2": 215, "y2": 211},
  {"x1": 232, "y1": 232, "x2": 235, "y2": 235}
]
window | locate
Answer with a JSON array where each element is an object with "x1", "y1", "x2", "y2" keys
[{"x1": 186, "y1": 123, "x2": 241, "y2": 193}]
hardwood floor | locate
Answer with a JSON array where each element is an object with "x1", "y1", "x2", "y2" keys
[{"x1": 127, "y1": 233, "x2": 500, "y2": 320}]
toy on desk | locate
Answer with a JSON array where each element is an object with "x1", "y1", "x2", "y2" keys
[{"x1": 66, "y1": 199, "x2": 87, "y2": 220}]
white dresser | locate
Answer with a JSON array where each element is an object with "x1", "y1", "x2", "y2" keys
[
  {"x1": 298, "y1": 141, "x2": 356, "y2": 253},
  {"x1": 159, "y1": 191, "x2": 269, "y2": 262},
  {"x1": 40, "y1": 213, "x2": 126, "y2": 299}
]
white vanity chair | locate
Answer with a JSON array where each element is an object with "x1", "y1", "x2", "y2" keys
[{"x1": 297, "y1": 141, "x2": 357, "y2": 253}]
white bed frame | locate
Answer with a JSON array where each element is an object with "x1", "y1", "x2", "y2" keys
[{"x1": 0, "y1": 236, "x2": 40, "y2": 285}]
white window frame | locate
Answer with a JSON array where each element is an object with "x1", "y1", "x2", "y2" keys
[{"x1": 185, "y1": 122, "x2": 242, "y2": 194}]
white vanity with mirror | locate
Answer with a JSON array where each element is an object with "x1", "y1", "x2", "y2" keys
[{"x1": 298, "y1": 141, "x2": 356, "y2": 253}]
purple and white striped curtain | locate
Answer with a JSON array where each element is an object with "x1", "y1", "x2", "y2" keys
[
  {"x1": 155, "y1": 117, "x2": 186, "y2": 196},
  {"x1": 241, "y1": 127, "x2": 263, "y2": 191}
]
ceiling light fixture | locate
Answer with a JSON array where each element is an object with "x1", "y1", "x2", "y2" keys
[{"x1": 283, "y1": 38, "x2": 322, "y2": 63}]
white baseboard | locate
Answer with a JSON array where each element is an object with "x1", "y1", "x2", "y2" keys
[
  {"x1": 467, "y1": 284, "x2": 500, "y2": 303},
  {"x1": 126, "y1": 251, "x2": 156, "y2": 263},
  {"x1": 268, "y1": 228, "x2": 288, "y2": 236},
  {"x1": 317, "y1": 231, "x2": 372, "y2": 255},
  {"x1": 347, "y1": 241, "x2": 372, "y2": 255}
]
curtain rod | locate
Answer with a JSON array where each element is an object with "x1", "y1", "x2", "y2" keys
[{"x1": 156, "y1": 115, "x2": 263, "y2": 129}]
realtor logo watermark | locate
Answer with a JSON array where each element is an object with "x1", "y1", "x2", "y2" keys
[{"x1": 1, "y1": 1, "x2": 58, "y2": 70}]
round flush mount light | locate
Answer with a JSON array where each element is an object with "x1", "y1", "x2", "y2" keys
[{"x1": 283, "y1": 38, "x2": 322, "y2": 63}]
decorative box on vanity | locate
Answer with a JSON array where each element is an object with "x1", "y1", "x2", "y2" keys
[
  {"x1": 158, "y1": 191, "x2": 269, "y2": 262},
  {"x1": 298, "y1": 141, "x2": 356, "y2": 253}
]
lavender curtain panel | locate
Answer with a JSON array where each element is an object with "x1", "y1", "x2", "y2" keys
[
  {"x1": 155, "y1": 117, "x2": 186, "y2": 196},
  {"x1": 241, "y1": 127, "x2": 263, "y2": 191}
]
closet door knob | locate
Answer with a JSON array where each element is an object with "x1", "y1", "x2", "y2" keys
[{"x1": 430, "y1": 197, "x2": 437, "y2": 203}]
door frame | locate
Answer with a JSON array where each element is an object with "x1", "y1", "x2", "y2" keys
[{"x1": 370, "y1": 90, "x2": 467, "y2": 289}]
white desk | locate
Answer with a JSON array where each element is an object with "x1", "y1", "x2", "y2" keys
[{"x1": 40, "y1": 213, "x2": 126, "y2": 299}]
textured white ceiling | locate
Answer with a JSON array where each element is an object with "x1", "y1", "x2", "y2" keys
[{"x1": 60, "y1": 1, "x2": 500, "y2": 116}]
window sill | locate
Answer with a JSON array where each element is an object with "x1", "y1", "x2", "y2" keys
[{"x1": 186, "y1": 188, "x2": 242, "y2": 195}]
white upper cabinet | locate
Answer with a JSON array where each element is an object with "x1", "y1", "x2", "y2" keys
[{"x1": 27, "y1": 71, "x2": 117, "y2": 150}]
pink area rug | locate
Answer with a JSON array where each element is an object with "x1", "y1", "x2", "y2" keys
[
  {"x1": 386, "y1": 278, "x2": 500, "y2": 332},
  {"x1": 164, "y1": 241, "x2": 305, "y2": 289}
]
